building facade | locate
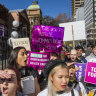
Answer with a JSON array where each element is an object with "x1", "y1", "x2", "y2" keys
[
  {"x1": 84, "y1": 0, "x2": 96, "y2": 42},
  {"x1": 8, "y1": 9, "x2": 30, "y2": 38},
  {"x1": 0, "y1": 4, "x2": 9, "y2": 69},
  {"x1": 76, "y1": 7, "x2": 84, "y2": 21},
  {"x1": 72, "y1": 0, "x2": 84, "y2": 20},
  {"x1": 27, "y1": 1, "x2": 42, "y2": 39}
]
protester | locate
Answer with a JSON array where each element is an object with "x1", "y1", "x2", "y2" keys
[
  {"x1": 50, "y1": 52, "x2": 58, "y2": 60},
  {"x1": 67, "y1": 62, "x2": 87, "y2": 96},
  {"x1": 69, "y1": 49, "x2": 82, "y2": 63},
  {"x1": 0, "y1": 67, "x2": 25, "y2": 96},
  {"x1": 37, "y1": 59, "x2": 79, "y2": 96},
  {"x1": 86, "y1": 44, "x2": 96, "y2": 62},
  {"x1": 75, "y1": 45, "x2": 87, "y2": 63},
  {"x1": 0, "y1": 47, "x2": 40, "y2": 96},
  {"x1": 85, "y1": 45, "x2": 92, "y2": 57}
]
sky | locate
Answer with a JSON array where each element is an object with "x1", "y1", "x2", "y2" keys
[{"x1": 0, "y1": 0, "x2": 72, "y2": 18}]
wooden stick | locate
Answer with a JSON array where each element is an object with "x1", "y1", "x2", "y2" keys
[{"x1": 72, "y1": 25, "x2": 75, "y2": 49}]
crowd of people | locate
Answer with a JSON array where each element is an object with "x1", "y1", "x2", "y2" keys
[{"x1": 0, "y1": 43, "x2": 96, "y2": 96}]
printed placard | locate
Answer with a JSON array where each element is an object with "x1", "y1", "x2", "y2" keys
[
  {"x1": 28, "y1": 51, "x2": 50, "y2": 69},
  {"x1": 31, "y1": 25, "x2": 64, "y2": 53},
  {"x1": 75, "y1": 63, "x2": 86, "y2": 81},
  {"x1": 12, "y1": 38, "x2": 31, "y2": 51},
  {"x1": 85, "y1": 62, "x2": 96, "y2": 84}
]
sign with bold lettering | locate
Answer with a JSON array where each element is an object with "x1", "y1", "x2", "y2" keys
[
  {"x1": 75, "y1": 63, "x2": 86, "y2": 81},
  {"x1": 12, "y1": 38, "x2": 31, "y2": 51},
  {"x1": 0, "y1": 24, "x2": 4, "y2": 37},
  {"x1": 85, "y1": 62, "x2": 96, "y2": 84},
  {"x1": 28, "y1": 51, "x2": 50, "y2": 69},
  {"x1": 31, "y1": 25, "x2": 64, "y2": 53}
]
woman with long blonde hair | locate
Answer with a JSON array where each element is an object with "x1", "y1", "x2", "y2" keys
[{"x1": 37, "y1": 59, "x2": 79, "y2": 96}]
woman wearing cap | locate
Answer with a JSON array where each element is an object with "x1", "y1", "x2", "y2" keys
[{"x1": 37, "y1": 59, "x2": 79, "y2": 96}]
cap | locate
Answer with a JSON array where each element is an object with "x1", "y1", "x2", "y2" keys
[{"x1": 44, "y1": 59, "x2": 67, "y2": 79}]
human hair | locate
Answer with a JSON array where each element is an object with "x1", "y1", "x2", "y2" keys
[
  {"x1": 4, "y1": 67, "x2": 22, "y2": 92},
  {"x1": 92, "y1": 44, "x2": 96, "y2": 49},
  {"x1": 8, "y1": 47, "x2": 26, "y2": 69},
  {"x1": 50, "y1": 52, "x2": 58, "y2": 57},
  {"x1": 75, "y1": 45, "x2": 83, "y2": 50},
  {"x1": 4, "y1": 67, "x2": 21, "y2": 84},
  {"x1": 47, "y1": 64, "x2": 69, "y2": 96}
]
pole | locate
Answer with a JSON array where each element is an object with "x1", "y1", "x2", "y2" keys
[{"x1": 72, "y1": 25, "x2": 75, "y2": 49}]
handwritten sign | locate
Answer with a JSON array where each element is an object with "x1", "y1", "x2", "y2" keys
[
  {"x1": 31, "y1": 25, "x2": 64, "y2": 53},
  {"x1": 75, "y1": 63, "x2": 86, "y2": 81},
  {"x1": 12, "y1": 38, "x2": 31, "y2": 51},
  {"x1": 28, "y1": 51, "x2": 50, "y2": 69},
  {"x1": 85, "y1": 62, "x2": 96, "y2": 84}
]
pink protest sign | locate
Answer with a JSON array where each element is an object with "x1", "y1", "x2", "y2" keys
[
  {"x1": 28, "y1": 51, "x2": 50, "y2": 70},
  {"x1": 85, "y1": 62, "x2": 96, "y2": 84},
  {"x1": 31, "y1": 25, "x2": 64, "y2": 53}
]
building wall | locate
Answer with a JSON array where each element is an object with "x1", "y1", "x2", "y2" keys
[
  {"x1": 0, "y1": 4, "x2": 9, "y2": 66},
  {"x1": 84, "y1": 0, "x2": 96, "y2": 41},
  {"x1": 27, "y1": 9, "x2": 41, "y2": 15},
  {"x1": 76, "y1": 7, "x2": 84, "y2": 21},
  {"x1": 72, "y1": 0, "x2": 84, "y2": 20}
]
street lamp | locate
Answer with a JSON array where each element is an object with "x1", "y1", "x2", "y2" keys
[{"x1": 7, "y1": 20, "x2": 19, "y2": 47}]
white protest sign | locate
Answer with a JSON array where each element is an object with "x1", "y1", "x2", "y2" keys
[
  {"x1": 12, "y1": 38, "x2": 31, "y2": 51},
  {"x1": 59, "y1": 20, "x2": 86, "y2": 41}
]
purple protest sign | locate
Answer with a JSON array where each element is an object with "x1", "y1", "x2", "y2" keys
[
  {"x1": 85, "y1": 62, "x2": 96, "y2": 84},
  {"x1": 31, "y1": 25, "x2": 64, "y2": 53},
  {"x1": 75, "y1": 63, "x2": 86, "y2": 81},
  {"x1": 0, "y1": 24, "x2": 4, "y2": 37},
  {"x1": 28, "y1": 51, "x2": 50, "y2": 70}
]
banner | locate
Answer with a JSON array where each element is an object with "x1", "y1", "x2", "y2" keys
[
  {"x1": 31, "y1": 25, "x2": 64, "y2": 53},
  {"x1": 75, "y1": 63, "x2": 86, "y2": 81},
  {"x1": 12, "y1": 38, "x2": 31, "y2": 51},
  {"x1": 85, "y1": 62, "x2": 96, "y2": 84},
  {"x1": 0, "y1": 24, "x2": 4, "y2": 37},
  {"x1": 28, "y1": 51, "x2": 50, "y2": 69}
]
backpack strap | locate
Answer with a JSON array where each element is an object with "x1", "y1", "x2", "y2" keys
[{"x1": 71, "y1": 89, "x2": 75, "y2": 96}]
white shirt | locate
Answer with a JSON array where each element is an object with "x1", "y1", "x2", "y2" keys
[
  {"x1": 37, "y1": 88, "x2": 79, "y2": 96},
  {"x1": 75, "y1": 82, "x2": 87, "y2": 96}
]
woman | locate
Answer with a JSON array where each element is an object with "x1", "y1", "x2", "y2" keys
[
  {"x1": 37, "y1": 59, "x2": 79, "y2": 96},
  {"x1": 0, "y1": 47, "x2": 40, "y2": 96},
  {"x1": 0, "y1": 67, "x2": 25, "y2": 96}
]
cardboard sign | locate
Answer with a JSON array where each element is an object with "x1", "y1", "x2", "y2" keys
[
  {"x1": 21, "y1": 76, "x2": 35, "y2": 94},
  {"x1": 31, "y1": 25, "x2": 64, "y2": 53},
  {"x1": 75, "y1": 63, "x2": 86, "y2": 81},
  {"x1": 85, "y1": 62, "x2": 96, "y2": 84},
  {"x1": 28, "y1": 51, "x2": 50, "y2": 69},
  {"x1": 12, "y1": 38, "x2": 31, "y2": 51}
]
